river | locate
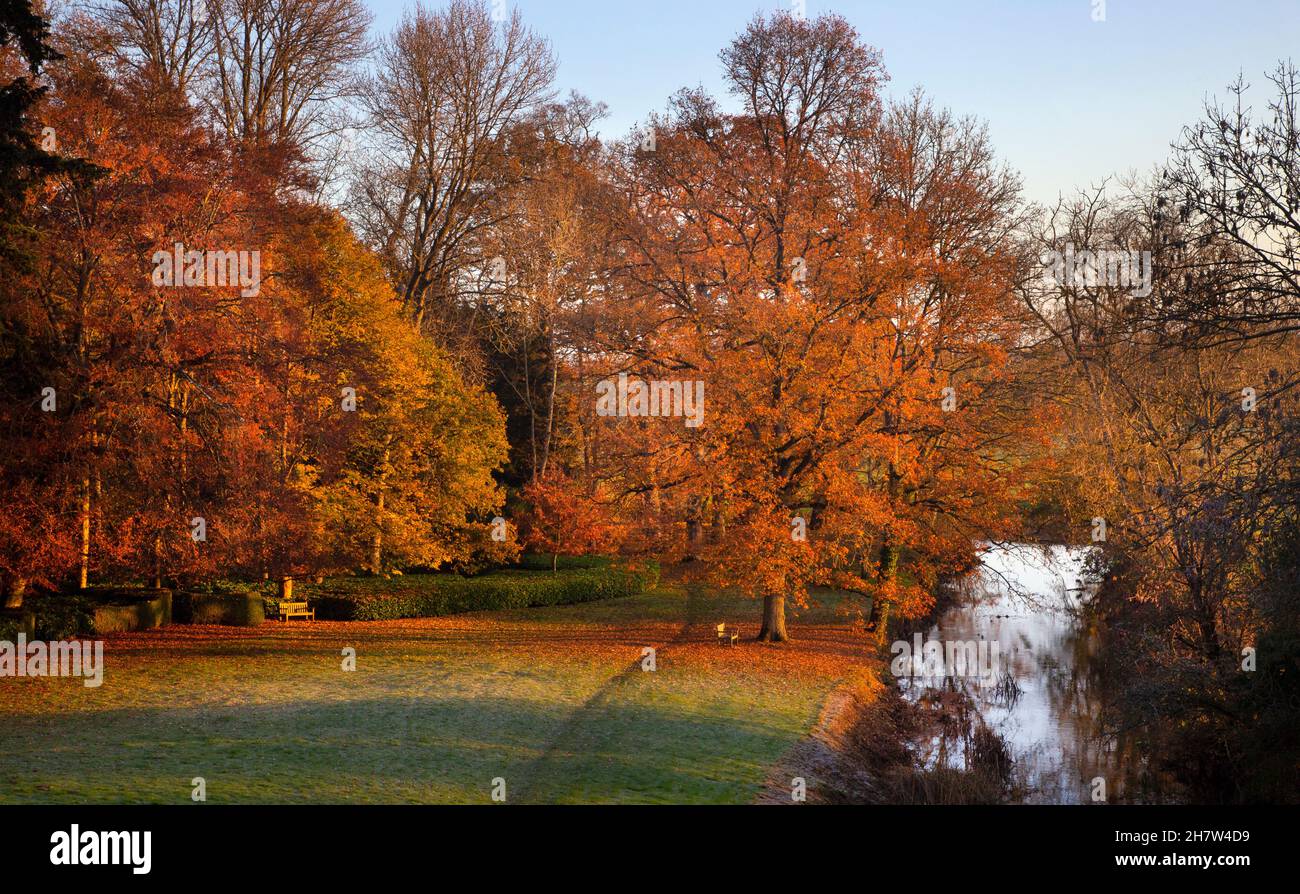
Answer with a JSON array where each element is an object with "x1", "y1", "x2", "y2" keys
[{"x1": 897, "y1": 543, "x2": 1164, "y2": 804}]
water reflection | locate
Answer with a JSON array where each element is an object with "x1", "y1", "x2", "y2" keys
[{"x1": 898, "y1": 543, "x2": 1162, "y2": 804}]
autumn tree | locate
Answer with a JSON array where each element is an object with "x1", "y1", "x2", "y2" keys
[
  {"x1": 519, "y1": 468, "x2": 619, "y2": 572},
  {"x1": 0, "y1": 10, "x2": 514, "y2": 602},
  {"x1": 596, "y1": 12, "x2": 1036, "y2": 641},
  {"x1": 8, "y1": 21, "x2": 278, "y2": 593},
  {"x1": 0, "y1": 0, "x2": 71, "y2": 607},
  {"x1": 477, "y1": 94, "x2": 611, "y2": 484},
  {"x1": 296, "y1": 213, "x2": 510, "y2": 575}
]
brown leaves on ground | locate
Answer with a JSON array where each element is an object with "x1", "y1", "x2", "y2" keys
[{"x1": 0, "y1": 592, "x2": 879, "y2": 715}]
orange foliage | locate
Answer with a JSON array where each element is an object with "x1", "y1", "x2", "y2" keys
[
  {"x1": 582, "y1": 13, "x2": 1053, "y2": 637},
  {"x1": 519, "y1": 469, "x2": 621, "y2": 570}
]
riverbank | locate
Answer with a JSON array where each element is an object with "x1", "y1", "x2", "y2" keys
[
  {"x1": 757, "y1": 673, "x2": 896, "y2": 804},
  {"x1": 761, "y1": 545, "x2": 1116, "y2": 805},
  {"x1": 759, "y1": 667, "x2": 1021, "y2": 805}
]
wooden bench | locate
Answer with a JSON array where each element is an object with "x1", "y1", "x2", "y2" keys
[
  {"x1": 716, "y1": 622, "x2": 738, "y2": 646},
  {"x1": 279, "y1": 600, "x2": 315, "y2": 622}
]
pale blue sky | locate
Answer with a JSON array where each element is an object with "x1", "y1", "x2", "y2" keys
[{"x1": 364, "y1": 0, "x2": 1299, "y2": 204}]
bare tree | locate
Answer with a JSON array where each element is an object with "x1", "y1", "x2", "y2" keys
[
  {"x1": 86, "y1": 0, "x2": 213, "y2": 94},
  {"x1": 1022, "y1": 177, "x2": 1299, "y2": 681},
  {"x1": 206, "y1": 0, "x2": 370, "y2": 152},
  {"x1": 1157, "y1": 62, "x2": 1300, "y2": 346},
  {"x1": 347, "y1": 0, "x2": 555, "y2": 337},
  {"x1": 480, "y1": 95, "x2": 608, "y2": 481}
]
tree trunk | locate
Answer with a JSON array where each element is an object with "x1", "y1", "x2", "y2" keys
[
  {"x1": 152, "y1": 533, "x2": 164, "y2": 589},
  {"x1": 876, "y1": 529, "x2": 899, "y2": 646},
  {"x1": 552, "y1": 553, "x2": 558, "y2": 573},
  {"x1": 525, "y1": 336, "x2": 538, "y2": 476},
  {"x1": 3, "y1": 575, "x2": 26, "y2": 610},
  {"x1": 279, "y1": 577, "x2": 294, "y2": 600},
  {"x1": 370, "y1": 490, "x2": 385, "y2": 574},
  {"x1": 78, "y1": 475, "x2": 91, "y2": 590},
  {"x1": 644, "y1": 484, "x2": 662, "y2": 540},
  {"x1": 685, "y1": 496, "x2": 705, "y2": 554},
  {"x1": 711, "y1": 493, "x2": 727, "y2": 543},
  {"x1": 878, "y1": 539, "x2": 900, "y2": 579},
  {"x1": 540, "y1": 328, "x2": 558, "y2": 477},
  {"x1": 757, "y1": 593, "x2": 789, "y2": 642},
  {"x1": 370, "y1": 441, "x2": 392, "y2": 575},
  {"x1": 874, "y1": 601, "x2": 892, "y2": 647},
  {"x1": 1189, "y1": 580, "x2": 1222, "y2": 662}
]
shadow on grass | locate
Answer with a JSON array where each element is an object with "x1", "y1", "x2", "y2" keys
[{"x1": 0, "y1": 690, "x2": 801, "y2": 805}]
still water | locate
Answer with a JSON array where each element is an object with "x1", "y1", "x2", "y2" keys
[{"x1": 898, "y1": 543, "x2": 1160, "y2": 804}]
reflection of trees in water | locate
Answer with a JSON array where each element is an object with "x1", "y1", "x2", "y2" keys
[
  {"x1": 911, "y1": 545, "x2": 1182, "y2": 803},
  {"x1": 1025, "y1": 604, "x2": 1178, "y2": 803},
  {"x1": 902, "y1": 679, "x2": 1017, "y2": 803}
]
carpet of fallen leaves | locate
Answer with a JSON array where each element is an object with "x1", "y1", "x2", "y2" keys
[{"x1": 0, "y1": 586, "x2": 879, "y2": 804}]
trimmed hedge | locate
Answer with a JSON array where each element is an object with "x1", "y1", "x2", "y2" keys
[
  {"x1": 32, "y1": 596, "x2": 95, "y2": 640},
  {"x1": 305, "y1": 563, "x2": 659, "y2": 622},
  {"x1": 0, "y1": 610, "x2": 34, "y2": 641},
  {"x1": 516, "y1": 554, "x2": 613, "y2": 572},
  {"x1": 10, "y1": 589, "x2": 172, "y2": 638},
  {"x1": 91, "y1": 590, "x2": 172, "y2": 633},
  {"x1": 174, "y1": 591, "x2": 265, "y2": 626}
]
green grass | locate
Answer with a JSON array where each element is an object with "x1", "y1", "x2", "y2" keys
[{"x1": 0, "y1": 584, "x2": 872, "y2": 804}]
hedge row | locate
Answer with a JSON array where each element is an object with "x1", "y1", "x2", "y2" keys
[
  {"x1": 515, "y1": 554, "x2": 612, "y2": 572},
  {"x1": 91, "y1": 590, "x2": 171, "y2": 633},
  {"x1": 304, "y1": 563, "x2": 659, "y2": 622},
  {"x1": 0, "y1": 558, "x2": 651, "y2": 635},
  {"x1": 15, "y1": 593, "x2": 96, "y2": 640},
  {"x1": 0, "y1": 611, "x2": 32, "y2": 641},
  {"x1": 174, "y1": 591, "x2": 266, "y2": 626},
  {"x1": 4, "y1": 589, "x2": 171, "y2": 639}
]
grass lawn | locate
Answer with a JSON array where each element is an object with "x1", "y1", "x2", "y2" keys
[{"x1": 0, "y1": 583, "x2": 876, "y2": 804}]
